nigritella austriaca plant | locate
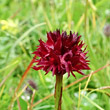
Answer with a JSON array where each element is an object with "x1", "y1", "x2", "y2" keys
[{"x1": 32, "y1": 30, "x2": 90, "y2": 110}]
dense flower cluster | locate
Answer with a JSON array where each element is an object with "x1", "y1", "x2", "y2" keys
[{"x1": 32, "y1": 30, "x2": 90, "y2": 78}]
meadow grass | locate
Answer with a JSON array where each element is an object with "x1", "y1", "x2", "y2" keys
[{"x1": 0, "y1": 0, "x2": 110, "y2": 110}]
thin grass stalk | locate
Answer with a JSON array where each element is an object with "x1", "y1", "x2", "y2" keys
[
  {"x1": 85, "y1": 0, "x2": 88, "y2": 38},
  {"x1": 30, "y1": 90, "x2": 36, "y2": 110},
  {"x1": 78, "y1": 83, "x2": 81, "y2": 110},
  {"x1": 16, "y1": 97, "x2": 21, "y2": 110}
]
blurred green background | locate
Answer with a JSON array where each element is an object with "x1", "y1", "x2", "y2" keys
[{"x1": 0, "y1": 0, "x2": 110, "y2": 110}]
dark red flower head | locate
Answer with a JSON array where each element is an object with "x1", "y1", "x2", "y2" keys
[{"x1": 32, "y1": 30, "x2": 90, "y2": 78}]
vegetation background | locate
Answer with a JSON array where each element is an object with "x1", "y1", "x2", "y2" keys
[{"x1": 0, "y1": 0, "x2": 110, "y2": 110}]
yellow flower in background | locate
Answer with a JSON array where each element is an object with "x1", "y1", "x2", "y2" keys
[
  {"x1": 0, "y1": 20, "x2": 8, "y2": 30},
  {"x1": 0, "y1": 19, "x2": 19, "y2": 34}
]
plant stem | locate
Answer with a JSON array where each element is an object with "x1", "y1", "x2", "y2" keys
[{"x1": 55, "y1": 74, "x2": 63, "y2": 110}]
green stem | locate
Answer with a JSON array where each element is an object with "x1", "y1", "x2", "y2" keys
[{"x1": 55, "y1": 74, "x2": 63, "y2": 110}]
